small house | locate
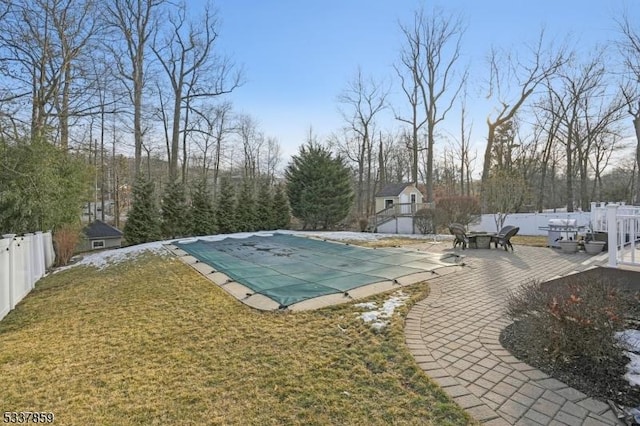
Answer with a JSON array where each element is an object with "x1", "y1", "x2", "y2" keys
[
  {"x1": 374, "y1": 183, "x2": 430, "y2": 234},
  {"x1": 78, "y1": 220, "x2": 123, "y2": 252},
  {"x1": 375, "y1": 183, "x2": 423, "y2": 213}
]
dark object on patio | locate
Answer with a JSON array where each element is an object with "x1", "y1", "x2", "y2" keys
[
  {"x1": 448, "y1": 223, "x2": 468, "y2": 250},
  {"x1": 492, "y1": 226, "x2": 519, "y2": 251}
]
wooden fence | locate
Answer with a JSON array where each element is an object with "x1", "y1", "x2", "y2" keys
[{"x1": 1, "y1": 232, "x2": 55, "y2": 321}]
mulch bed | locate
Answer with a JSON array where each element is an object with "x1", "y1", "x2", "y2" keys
[
  {"x1": 500, "y1": 267, "x2": 640, "y2": 408},
  {"x1": 501, "y1": 321, "x2": 640, "y2": 407}
]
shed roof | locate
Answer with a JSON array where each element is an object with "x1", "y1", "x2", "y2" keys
[
  {"x1": 83, "y1": 220, "x2": 123, "y2": 239},
  {"x1": 375, "y1": 183, "x2": 414, "y2": 197}
]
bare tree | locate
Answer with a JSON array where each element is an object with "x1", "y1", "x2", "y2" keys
[
  {"x1": 481, "y1": 30, "x2": 567, "y2": 208},
  {"x1": 337, "y1": 68, "x2": 387, "y2": 217},
  {"x1": 50, "y1": 0, "x2": 98, "y2": 149},
  {"x1": 151, "y1": 2, "x2": 242, "y2": 183},
  {"x1": 590, "y1": 133, "x2": 625, "y2": 201},
  {"x1": 190, "y1": 101, "x2": 233, "y2": 190},
  {"x1": 395, "y1": 6, "x2": 466, "y2": 202},
  {"x1": 105, "y1": 0, "x2": 164, "y2": 175},
  {"x1": 0, "y1": 0, "x2": 97, "y2": 145},
  {"x1": 531, "y1": 97, "x2": 562, "y2": 211},
  {"x1": 235, "y1": 114, "x2": 263, "y2": 181},
  {"x1": 543, "y1": 50, "x2": 624, "y2": 211},
  {"x1": 617, "y1": 13, "x2": 640, "y2": 203}
]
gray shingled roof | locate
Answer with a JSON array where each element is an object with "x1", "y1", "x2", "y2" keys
[
  {"x1": 375, "y1": 183, "x2": 413, "y2": 197},
  {"x1": 83, "y1": 220, "x2": 123, "y2": 239}
]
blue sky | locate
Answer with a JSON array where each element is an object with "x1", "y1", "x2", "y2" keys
[{"x1": 209, "y1": 1, "x2": 636, "y2": 160}]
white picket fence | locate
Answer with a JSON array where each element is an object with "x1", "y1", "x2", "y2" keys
[{"x1": 1, "y1": 232, "x2": 55, "y2": 321}]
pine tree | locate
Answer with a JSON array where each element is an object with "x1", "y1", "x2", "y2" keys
[
  {"x1": 215, "y1": 177, "x2": 237, "y2": 234},
  {"x1": 272, "y1": 183, "x2": 290, "y2": 230},
  {"x1": 124, "y1": 175, "x2": 161, "y2": 245},
  {"x1": 235, "y1": 179, "x2": 257, "y2": 232},
  {"x1": 255, "y1": 180, "x2": 274, "y2": 230},
  {"x1": 286, "y1": 142, "x2": 354, "y2": 230},
  {"x1": 161, "y1": 180, "x2": 189, "y2": 238},
  {"x1": 190, "y1": 179, "x2": 217, "y2": 236}
]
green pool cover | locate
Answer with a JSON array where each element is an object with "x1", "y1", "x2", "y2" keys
[{"x1": 175, "y1": 233, "x2": 456, "y2": 308}]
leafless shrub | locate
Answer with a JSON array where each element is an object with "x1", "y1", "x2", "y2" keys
[
  {"x1": 53, "y1": 224, "x2": 81, "y2": 267},
  {"x1": 506, "y1": 276, "x2": 632, "y2": 363}
]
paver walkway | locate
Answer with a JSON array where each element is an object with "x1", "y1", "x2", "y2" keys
[{"x1": 405, "y1": 244, "x2": 620, "y2": 425}]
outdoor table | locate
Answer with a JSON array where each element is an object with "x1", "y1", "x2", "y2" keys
[{"x1": 468, "y1": 232, "x2": 496, "y2": 249}]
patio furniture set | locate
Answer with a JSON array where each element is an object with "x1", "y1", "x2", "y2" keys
[{"x1": 448, "y1": 223, "x2": 520, "y2": 251}]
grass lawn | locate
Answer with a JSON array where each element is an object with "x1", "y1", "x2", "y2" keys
[{"x1": 0, "y1": 253, "x2": 476, "y2": 425}]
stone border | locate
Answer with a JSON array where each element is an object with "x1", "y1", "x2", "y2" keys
[{"x1": 405, "y1": 246, "x2": 621, "y2": 425}]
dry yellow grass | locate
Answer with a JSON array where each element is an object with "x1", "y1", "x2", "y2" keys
[
  {"x1": 0, "y1": 253, "x2": 475, "y2": 425},
  {"x1": 343, "y1": 234, "x2": 548, "y2": 249}
]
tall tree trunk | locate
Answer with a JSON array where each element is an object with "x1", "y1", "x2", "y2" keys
[
  {"x1": 181, "y1": 97, "x2": 191, "y2": 184},
  {"x1": 412, "y1": 127, "x2": 418, "y2": 185},
  {"x1": 134, "y1": 63, "x2": 143, "y2": 176},
  {"x1": 565, "y1": 136, "x2": 574, "y2": 212},
  {"x1": 378, "y1": 135, "x2": 386, "y2": 185},
  {"x1": 481, "y1": 121, "x2": 497, "y2": 211},
  {"x1": 635, "y1": 116, "x2": 640, "y2": 204},
  {"x1": 426, "y1": 122, "x2": 434, "y2": 202},
  {"x1": 60, "y1": 63, "x2": 71, "y2": 150},
  {"x1": 170, "y1": 85, "x2": 182, "y2": 182}
]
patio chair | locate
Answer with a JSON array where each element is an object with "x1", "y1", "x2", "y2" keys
[
  {"x1": 492, "y1": 226, "x2": 519, "y2": 251},
  {"x1": 448, "y1": 223, "x2": 468, "y2": 250}
]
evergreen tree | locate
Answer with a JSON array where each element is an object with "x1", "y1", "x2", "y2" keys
[
  {"x1": 215, "y1": 177, "x2": 237, "y2": 234},
  {"x1": 0, "y1": 139, "x2": 90, "y2": 234},
  {"x1": 285, "y1": 143, "x2": 354, "y2": 230},
  {"x1": 272, "y1": 184, "x2": 290, "y2": 230},
  {"x1": 235, "y1": 179, "x2": 257, "y2": 232},
  {"x1": 255, "y1": 180, "x2": 274, "y2": 230},
  {"x1": 190, "y1": 179, "x2": 217, "y2": 236},
  {"x1": 123, "y1": 175, "x2": 161, "y2": 245},
  {"x1": 161, "y1": 180, "x2": 189, "y2": 238}
]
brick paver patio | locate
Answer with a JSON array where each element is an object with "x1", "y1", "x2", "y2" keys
[{"x1": 405, "y1": 243, "x2": 620, "y2": 425}]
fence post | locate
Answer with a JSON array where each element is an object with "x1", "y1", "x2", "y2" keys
[
  {"x1": 2, "y1": 234, "x2": 16, "y2": 311},
  {"x1": 607, "y1": 204, "x2": 618, "y2": 268},
  {"x1": 43, "y1": 231, "x2": 54, "y2": 269},
  {"x1": 34, "y1": 231, "x2": 44, "y2": 281}
]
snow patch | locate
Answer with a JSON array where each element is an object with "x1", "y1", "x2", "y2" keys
[
  {"x1": 624, "y1": 352, "x2": 640, "y2": 387},
  {"x1": 56, "y1": 240, "x2": 168, "y2": 272},
  {"x1": 54, "y1": 230, "x2": 450, "y2": 273},
  {"x1": 356, "y1": 291, "x2": 409, "y2": 331},
  {"x1": 616, "y1": 329, "x2": 640, "y2": 388},
  {"x1": 616, "y1": 329, "x2": 640, "y2": 352},
  {"x1": 353, "y1": 302, "x2": 378, "y2": 310}
]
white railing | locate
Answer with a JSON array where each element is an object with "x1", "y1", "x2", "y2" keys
[
  {"x1": 605, "y1": 204, "x2": 640, "y2": 268},
  {"x1": 1, "y1": 232, "x2": 55, "y2": 321},
  {"x1": 591, "y1": 201, "x2": 640, "y2": 233}
]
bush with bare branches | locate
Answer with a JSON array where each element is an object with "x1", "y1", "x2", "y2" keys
[{"x1": 53, "y1": 224, "x2": 81, "y2": 267}]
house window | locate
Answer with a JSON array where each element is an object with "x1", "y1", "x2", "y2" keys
[
  {"x1": 91, "y1": 240, "x2": 105, "y2": 249},
  {"x1": 410, "y1": 194, "x2": 416, "y2": 203},
  {"x1": 385, "y1": 199, "x2": 394, "y2": 209}
]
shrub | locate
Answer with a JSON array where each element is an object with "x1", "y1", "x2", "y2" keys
[
  {"x1": 414, "y1": 208, "x2": 437, "y2": 235},
  {"x1": 53, "y1": 224, "x2": 81, "y2": 266},
  {"x1": 358, "y1": 217, "x2": 369, "y2": 232},
  {"x1": 506, "y1": 276, "x2": 632, "y2": 363},
  {"x1": 435, "y1": 196, "x2": 480, "y2": 228}
]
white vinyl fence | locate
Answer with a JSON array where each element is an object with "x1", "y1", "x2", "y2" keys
[
  {"x1": 0, "y1": 232, "x2": 55, "y2": 321},
  {"x1": 469, "y1": 212, "x2": 591, "y2": 235}
]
